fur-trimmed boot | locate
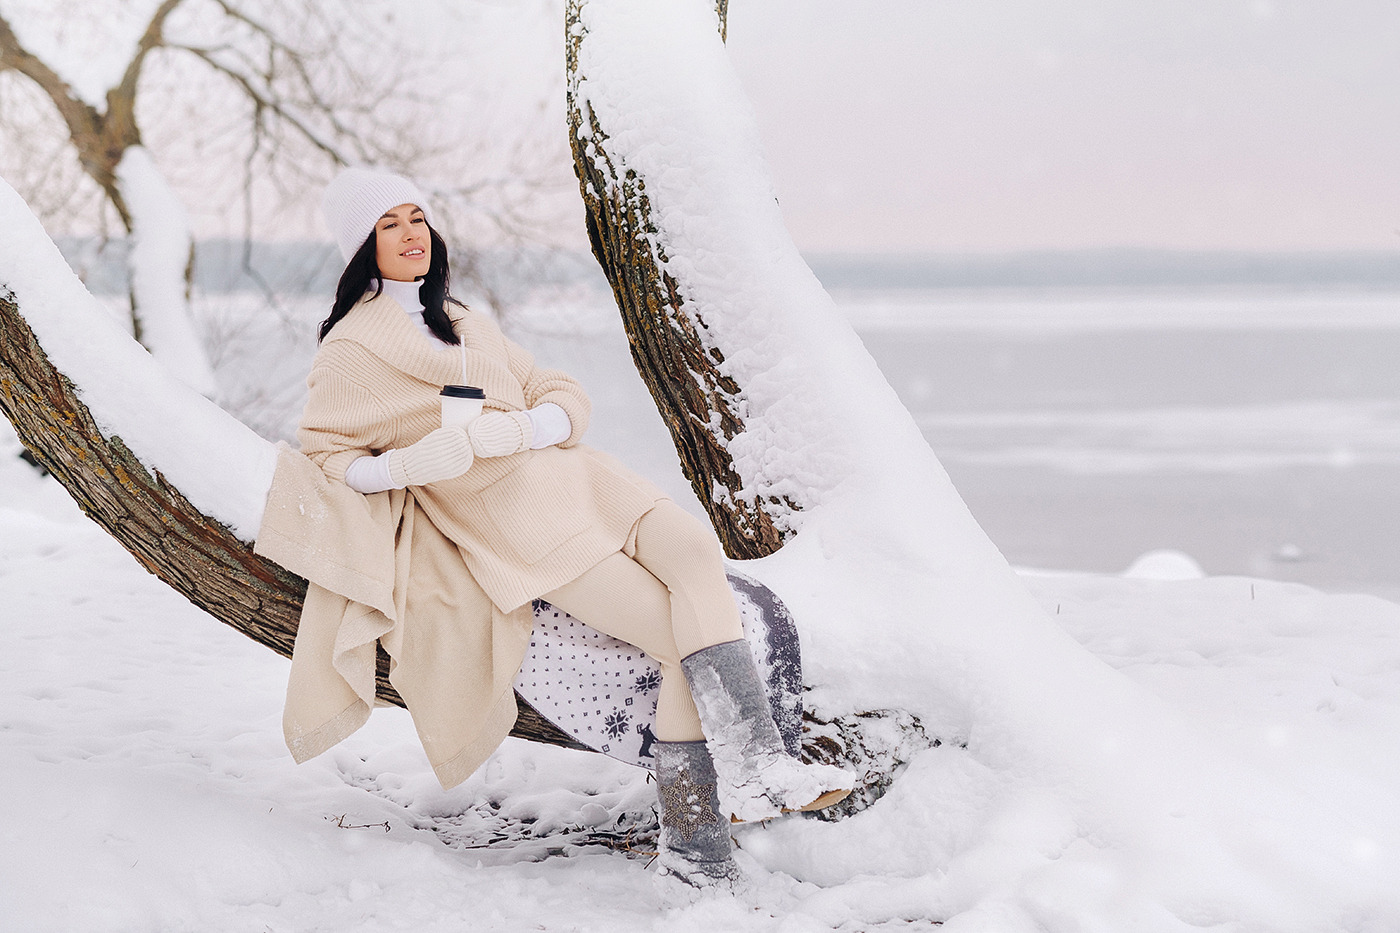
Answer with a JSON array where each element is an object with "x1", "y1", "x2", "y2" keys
[
  {"x1": 653, "y1": 740, "x2": 743, "y2": 888},
  {"x1": 682, "y1": 639, "x2": 855, "y2": 822}
]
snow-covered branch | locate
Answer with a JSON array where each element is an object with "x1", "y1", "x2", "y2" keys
[
  {"x1": 115, "y1": 146, "x2": 218, "y2": 394},
  {"x1": 0, "y1": 174, "x2": 589, "y2": 750}
]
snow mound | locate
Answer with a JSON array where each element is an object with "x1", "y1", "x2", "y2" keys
[{"x1": 1122, "y1": 549, "x2": 1207, "y2": 580}]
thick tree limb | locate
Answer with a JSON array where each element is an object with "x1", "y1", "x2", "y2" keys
[
  {"x1": 0, "y1": 287, "x2": 583, "y2": 751},
  {"x1": 565, "y1": 0, "x2": 795, "y2": 560},
  {"x1": 559, "y1": 3, "x2": 934, "y2": 818}
]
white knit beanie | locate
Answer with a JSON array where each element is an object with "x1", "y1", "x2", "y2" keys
[{"x1": 321, "y1": 167, "x2": 434, "y2": 262}]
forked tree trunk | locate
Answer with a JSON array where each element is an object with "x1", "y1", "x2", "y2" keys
[
  {"x1": 0, "y1": 288, "x2": 583, "y2": 750},
  {"x1": 2, "y1": 3, "x2": 218, "y2": 393},
  {"x1": 3, "y1": 1, "x2": 920, "y2": 810}
]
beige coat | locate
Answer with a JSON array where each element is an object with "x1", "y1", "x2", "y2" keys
[
  {"x1": 254, "y1": 293, "x2": 666, "y2": 788},
  {"x1": 297, "y1": 292, "x2": 664, "y2": 612}
]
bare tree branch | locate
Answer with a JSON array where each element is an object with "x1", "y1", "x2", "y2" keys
[
  {"x1": 112, "y1": 0, "x2": 190, "y2": 110},
  {"x1": 0, "y1": 12, "x2": 130, "y2": 224},
  {"x1": 175, "y1": 44, "x2": 349, "y2": 165}
]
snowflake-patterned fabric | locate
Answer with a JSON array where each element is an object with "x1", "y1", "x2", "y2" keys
[{"x1": 512, "y1": 569, "x2": 804, "y2": 769}]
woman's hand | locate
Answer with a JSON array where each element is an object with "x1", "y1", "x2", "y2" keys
[
  {"x1": 468, "y1": 410, "x2": 535, "y2": 458},
  {"x1": 387, "y1": 426, "x2": 475, "y2": 486}
]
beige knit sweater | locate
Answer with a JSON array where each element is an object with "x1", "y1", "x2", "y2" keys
[
  {"x1": 297, "y1": 292, "x2": 666, "y2": 612},
  {"x1": 255, "y1": 292, "x2": 667, "y2": 788}
]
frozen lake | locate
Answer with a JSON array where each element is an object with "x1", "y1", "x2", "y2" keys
[
  {"x1": 192, "y1": 281, "x2": 1400, "y2": 602},
  {"x1": 839, "y1": 287, "x2": 1400, "y2": 600}
]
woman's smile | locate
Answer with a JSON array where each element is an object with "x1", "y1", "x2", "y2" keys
[{"x1": 375, "y1": 203, "x2": 432, "y2": 281}]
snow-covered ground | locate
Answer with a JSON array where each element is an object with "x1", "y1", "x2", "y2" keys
[
  {"x1": 4, "y1": 0, "x2": 1397, "y2": 924},
  {"x1": 4, "y1": 282, "x2": 1400, "y2": 931}
]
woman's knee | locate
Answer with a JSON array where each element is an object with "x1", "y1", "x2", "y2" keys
[{"x1": 636, "y1": 502, "x2": 725, "y2": 570}]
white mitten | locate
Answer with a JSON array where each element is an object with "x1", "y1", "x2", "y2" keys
[
  {"x1": 468, "y1": 410, "x2": 534, "y2": 458},
  {"x1": 387, "y1": 426, "x2": 474, "y2": 487}
]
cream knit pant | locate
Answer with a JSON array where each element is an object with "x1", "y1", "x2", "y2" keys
[{"x1": 542, "y1": 500, "x2": 744, "y2": 741}]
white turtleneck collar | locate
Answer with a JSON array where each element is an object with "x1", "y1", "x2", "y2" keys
[
  {"x1": 377, "y1": 278, "x2": 453, "y2": 346},
  {"x1": 379, "y1": 278, "x2": 424, "y2": 314}
]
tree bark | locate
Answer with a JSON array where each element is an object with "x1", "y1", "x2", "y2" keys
[
  {"x1": 565, "y1": 0, "x2": 795, "y2": 561},
  {"x1": 0, "y1": 288, "x2": 584, "y2": 751}
]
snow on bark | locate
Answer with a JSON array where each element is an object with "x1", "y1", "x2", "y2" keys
[
  {"x1": 573, "y1": 0, "x2": 881, "y2": 536},
  {"x1": 569, "y1": 1, "x2": 1395, "y2": 925},
  {"x1": 115, "y1": 146, "x2": 219, "y2": 396},
  {"x1": 0, "y1": 174, "x2": 274, "y2": 539}
]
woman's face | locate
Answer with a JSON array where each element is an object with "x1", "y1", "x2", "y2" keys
[{"x1": 374, "y1": 203, "x2": 431, "y2": 282}]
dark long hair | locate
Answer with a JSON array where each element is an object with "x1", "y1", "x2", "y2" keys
[{"x1": 318, "y1": 222, "x2": 461, "y2": 345}]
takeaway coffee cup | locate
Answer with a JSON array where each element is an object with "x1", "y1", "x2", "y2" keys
[{"x1": 440, "y1": 385, "x2": 485, "y2": 430}]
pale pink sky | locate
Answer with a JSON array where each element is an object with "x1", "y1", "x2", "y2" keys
[
  {"x1": 726, "y1": 0, "x2": 1400, "y2": 252},
  {"x1": 7, "y1": 0, "x2": 1393, "y2": 254}
]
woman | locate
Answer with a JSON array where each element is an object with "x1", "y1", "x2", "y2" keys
[{"x1": 266, "y1": 167, "x2": 851, "y2": 888}]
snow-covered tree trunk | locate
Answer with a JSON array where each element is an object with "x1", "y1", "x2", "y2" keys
[
  {"x1": 563, "y1": 0, "x2": 1049, "y2": 699},
  {"x1": 0, "y1": 271, "x2": 295, "y2": 657},
  {"x1": 115, "y1": 147, "x2": 218, "y2": 396},
  {"x1": 567, "y1": 0, "x2": 785, "y2": 559}
]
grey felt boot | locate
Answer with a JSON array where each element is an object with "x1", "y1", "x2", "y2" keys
[
  {"x1": 681, "y1": 639, "x2": 855, "y2": 822},
  {"x1": 653, "y1": 740, "x2": 743, "y2": 888}
]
